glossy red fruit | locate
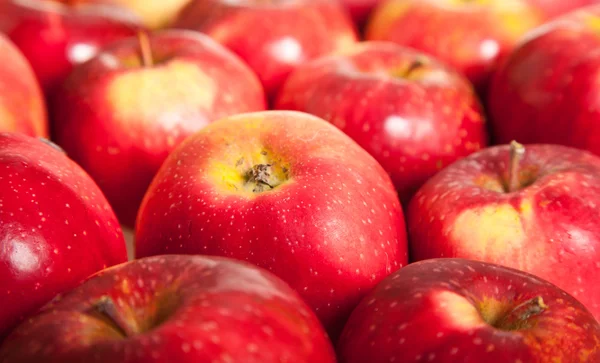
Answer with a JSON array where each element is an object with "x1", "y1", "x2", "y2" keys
[
  {"x1": 0, "y1": 0, "x2": 140, "y2": 95},
  {"x1": 276, "y1": 42, "x2": 488, "y2": 204},
  {"x1": 365, "y1": 0, "x2": 544, "y2": 93},
  {"x1": 0, "y1": 255, "x2": 337, "y2": 363},
  {"x1": 408, "y1": 143, "x2": 600, "y2": 321},
  {"x1": 0, "y1": 33, "x2": 47, "y2": 137},
  {"x1": 52, "y1": 29, "x2": 267, "y2": 227},
  {"x1": 338, "y1": 258, "x2": 600, "y2": 363},
  {"x1": 173, "y1": 0, "x2": 358, "y2": 100},
  {"x1": 0, "y1": 132, "x2": 127, "y2": 339},
  {"x1": 135, "y1": 111, "x2": 408, "y2": 341},
  {"x1": 489, "y1": 6, "x2": 600, "y2": 152}
]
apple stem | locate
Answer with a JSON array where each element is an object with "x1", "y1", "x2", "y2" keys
[
  {"x1": 507, "y1": 140, "x2": 525, "y2": 193},
  {"x1": 495, "y1": 296, "x2": 547, "y2": 330},
  {"x1": 137, "y1": 31, "x2": 153, "y2": 68}
]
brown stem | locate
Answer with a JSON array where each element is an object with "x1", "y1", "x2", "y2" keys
[
  {"x1": 137, "y1": 31, "x2": 153, "y2": 67},
  {"x1": 508, "y1": 140, "x2": 525, "y2": 192},
  {"x1": 495, "y1": 296, "x2": 547, "y2": 330}
]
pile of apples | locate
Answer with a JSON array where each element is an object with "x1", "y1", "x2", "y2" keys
[{"x1": 2, "y1": 0, "x2": 600, "y2": 362}]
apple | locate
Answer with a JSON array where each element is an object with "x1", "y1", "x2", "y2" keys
[
  {"x1": 407, "y1": 142, "x2": 600, "y2": 322},
  {"x1": 87, "y1": 0, "x2": 192, "y2": 29},
  {"x1": 365, "y1": 0, "x2": 544, "y2": 93},
  {"x1": 275, "y1": 41, "x2": 488, "y2": 204},
  {"x1": 0, "y1": 255, "x2": 337, "y2": 362},
  {"x1": 173, "y1": 0, "x2": 359, "y2": 100},
  {"x1": 0, "y1": 132, "x2": 127, "y2": 339},
  {"x1": 135, "y1": 110, "x2": 408, "y2": 340},
  {"x1": 488, "y1": 5, "x2": 600, "y2": 152},
  {"x1": 0, "y1": 0, "x2": 140, "y2": 95},
  {"x1": 0, "y1": 33, "x2": 47, "y2": 137},
  {"x1": 52, "y1": 29, "x2": 266, "y2": 227},
  {"x1": 338, "y1": 258, "x2": 600, "y2": 363},
  {"x1": 340, "y1": 0, "x2": 382, "y2": 28}
]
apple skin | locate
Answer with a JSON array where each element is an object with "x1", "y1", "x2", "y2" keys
[
  {"x1": 173, "y1": 0, "x2": 358, "y2": 100},
  {"x1": 0, "y1": 33, "x2": 47, "y2": 137},
  {"x1": 275, "y1": 41, "x2": 488, "y2": 204},
  {"x1": 0, "y1": 0, "x2": 140, "y2": 95},
  {"x1": 51, "y1": 29, "x2": 267, "y2": 228},
  {"x1": 489, "y1": 6, "x2": 600, "y2": 152},
  {"x1": 365, "y1": 0, "x2": 544, "y2": 93},
  {"x1": 0, "y1": 132, "x2": 127, "y2": 340},
  {"x1": 135, "y1": 110, "x2": 408, "y2": 340},
  {"x1": 0, "y1": 255, "x2": 337, "y2": 363},
  {"x1": 407, "y1": 144, "x2": 600, "y2": 322},
  {"x1": 338, "y1": 258, "x2": 600, "y2": 363}
]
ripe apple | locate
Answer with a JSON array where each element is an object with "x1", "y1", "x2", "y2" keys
[
  {"x1": 488, "y1": 6, "x2": 600, "y2": 152},
  {"x1": 275, "y1": 41, "x2": 488, "y2": 204},
  {"x1": 407, "y1": 142, "x2": 600, "y2": 321},
  {"x1": 135, "y1": 110, "x2": 408, "y2": 340},
  {"x1": 338, "y1": 258, "x2": 600, "y2": 363},
  {"x1": 0, "y1": 132, "x2": 127, "y2": 339},
  {"x1": 0, "y1": 33, "x2": 47, "y2": 137},
  {"x1": 173, "y1": 0, "x2": 358, "y2": 99},
  {"x1": 51, "y1": 29, "x2": 267, "y2": 227},
  {"x1": 0, "y1": 255, "x2": 336, "y2": 362},
  {"x1": 365, "y1": 0, "x2": 544, "y2": 93},
  {"x1": 0, "y1": 0, "x2": 140, "y2": 95}
]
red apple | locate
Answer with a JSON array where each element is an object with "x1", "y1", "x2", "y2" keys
[
  {"x1": 0, "y1": 132, "x2": 127, "y2": 339},
  {"x1": 0, "y1": 0, "x2": 140, "y2": 95},
  {"x1": 407, "y1": 142, "x2": 600, "y2": 322},
  {"x1": 365, "y1": 0, "x2": 544, "y2": 93},
  {"x1": 489, "y1": 6, "x2": 600, "y2": 152},
  {"x1": 0, "y1": 255, "x2": 336, "y2": 362},
  {"x1": 52, "y1": 29, "x2": 267, "y2": 227},
  {"x1": 0, "y1": 33, "x2": 47, "y2": 137},
  {"x1": 338, "y1": 258, "x2": 600, "y2": 363},
  {"x1": 275, "y1": 41, "x2": 488, "y2": 204},
  {"x1": 135, "y1": 110, "x2": 408, "y2": 340},
  {"x1": 173, "y1": 0, "x2": 358, "y2": 100},
  {"x1": 340, "y1": 0, "x2": 382, "y2": 28}
]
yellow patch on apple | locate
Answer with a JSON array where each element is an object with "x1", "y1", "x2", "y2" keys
[
  {"x1": 107, "y1": 60, "x2": 216, "y2": 127},
  {"x1": 584, "y1": 13, "x2": 600, "y2": 34},
  {"x1": 450, "y1": 201, "x2": 537, "y2": 264},
  {"x1": 434, "y1": 290, "x2": 487, "y2": 329}
]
